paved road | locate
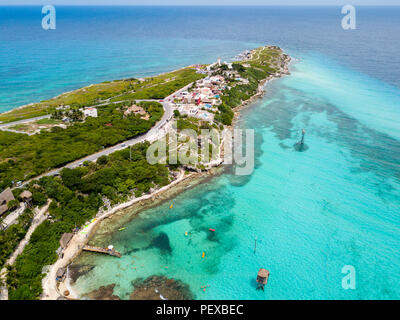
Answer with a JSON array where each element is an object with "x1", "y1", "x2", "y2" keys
[
  {"x1": 11, "y1": 81, "x2": 196, "y2": 189},
  {"x1": 0, "y1": 114, "x2": 51, "y2": 128},
  {"x1": 16, "y1": 100, "x2": 174, "y2": 189}
]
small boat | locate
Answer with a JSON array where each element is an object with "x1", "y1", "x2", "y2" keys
[
  {"x1": 119, "y1": 227, "x2": 126, "y2": 231},
  {"x1": 170, "y1": 204, "x2": 173, "y2": 209},
  {"x1": 185, "y1": 231, "x2": 188, "y2": 236},
  {"x1": 256, "y1": 268, "x2": 269, "y2": 291},
  {"x1": 209, "y1": 228, "x2": 215, "y2": 232},
  {"x1": 202, "y1": 252, "x2": 205, "y2": 258}
]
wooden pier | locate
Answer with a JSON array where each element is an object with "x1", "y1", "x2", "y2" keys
[{"x1": 83, "y1": 245, "x2": 122, "y2": 258}]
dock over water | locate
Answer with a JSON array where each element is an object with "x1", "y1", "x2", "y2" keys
[{"x1": 83, "y1": 245, "x2": 122, "y2": 258}]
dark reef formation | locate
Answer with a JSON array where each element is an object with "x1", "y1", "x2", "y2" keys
[
  {"x1": 84, "y1": 283, "x2": 121, "y2": 300},
  {"x1": 130, "y1": 275, "x2": 194, "y2": 300},
  {"x1": 68, "y1": 264, "x2": 95, "y2": 284}
]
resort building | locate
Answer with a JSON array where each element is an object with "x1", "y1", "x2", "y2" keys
[{"x1": 82, "y1": 107, "x2": 98, "y2": 118}]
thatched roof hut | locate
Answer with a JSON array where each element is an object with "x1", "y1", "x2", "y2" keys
[
  {"x1": 20, "y1": 190, "x2": 33, "y2": 200},
  {"x1": 0, "y1": 188, "x2": 15, "y2": 216},
  {"x1": 60, "y1": 233, "x2": 74, "y2": 249}
]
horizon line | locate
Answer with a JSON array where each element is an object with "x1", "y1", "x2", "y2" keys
[{"x1": 1, "y1": 4, "x2": 399, "y2": 7}]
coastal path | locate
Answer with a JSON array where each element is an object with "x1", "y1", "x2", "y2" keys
[{"x1": 0, "y1": 201, "x2": 51, "y2": 300}]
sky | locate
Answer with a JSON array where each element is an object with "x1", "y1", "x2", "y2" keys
[{"x1": 0, "y1": 0, "x2": 398, "y2": 6}]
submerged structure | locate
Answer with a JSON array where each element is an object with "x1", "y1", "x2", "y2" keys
[{"x1": 294, "y1": 129, "x2": 309, "y2": 152}]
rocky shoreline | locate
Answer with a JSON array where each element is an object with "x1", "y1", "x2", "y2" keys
[
  {"x1": 232, "y1": 49, "x2": 291, "y2": 123},
  {"x1": 79, "y1": 275, "x2": 194, "y2": 300}
]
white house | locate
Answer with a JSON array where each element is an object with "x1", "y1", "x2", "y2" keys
[{"x1": 82, "y1": 107, "x2": 98, "y2": 118}]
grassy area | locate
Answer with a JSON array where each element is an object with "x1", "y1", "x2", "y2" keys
[
  {"x1": 9, "y1": 124, "x2": 29, "y2": 131},
  {"x1": 244, "y1": 46, "x2": 281, "y2": 72},
  {"x1": 35, "y1": 118, "x2": 61, "y2": 125},
  {"x1": 8, "y1": 119, "x2": 63, "y2": 134},
  {"x1": 0, "y1": 67, "x2": 205, "y2": 124},
  {"x1": 110, "y1": 67, "x2": 205, "y2": 101},
  {"x1": 213, "y1": 46, "x2": 286, "y2": 125}
]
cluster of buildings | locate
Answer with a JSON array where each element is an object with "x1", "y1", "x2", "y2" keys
[
  {"x1": 53, "y1": 105, "x2": 98, "y2": 124},
  {"x1": 172, "y1": 58, "x2": 250, "y2": 124},
  {"x1": 0, "y1": 188, "x2": 33, "y2": 217},
  {"x1": 173, "y1": 75, "x2": 226, "y2": 123},
  {"x1": 1, "y1": 188, "x2": 32, "y2": 230},
  {"x1": 172, "y1": 63, "x2": 230, "y2": 123}
]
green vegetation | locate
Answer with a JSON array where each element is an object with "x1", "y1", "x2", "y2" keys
[
  {"x1": 35, "y1": 118, "x2": 61, "y2": 125},
  {"x1": 0, "y1": 105, "x2": 51, "y2": 125},
  {"x1": 214, "y1": 70, "x2": 263, "y2": 125},
  {"x1": 176, "y1": 117, "x2": 202, "y2": 133},
  {"x1": 0, "y1": 101, "x2": 163, "y2": 190},
  {"x1": 242, "y1": 46, "x2": 280, "y2": 73},
  {"x1": 9, "y1": 124, "x2": 29, "y2": 131},
  {"x1": 0, "y1": 208, "x2": 34, "y2": 269},
  {"x1": 110, "y1": 68, "x2": 204, "y2": 101},
  {"x1": 6, "y1": 142, "x2": 172, "y2": 300},
  {"x1": 0, "y1": 67, "x2": 204, "y2": 124},
  {"x1": 214, "y1": 46, "x2": 282, "y2": 126}
]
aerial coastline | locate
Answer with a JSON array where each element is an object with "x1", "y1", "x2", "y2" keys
[
  {"x1": 0, "y1": 45, "x2": 291, "y2": 300},
  {"x1": 2, "y1": 4, "x2": 400, "y2": 303},
  {"x1": 42, "y1": 46, "x2": 291, "y2": 300}
]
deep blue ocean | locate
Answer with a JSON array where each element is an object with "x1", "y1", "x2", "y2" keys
[{"x1": 1, "y1": 6, "x2": 399, "y2": 299}]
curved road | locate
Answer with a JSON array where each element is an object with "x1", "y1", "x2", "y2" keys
[
  {"x1": 17, "y1": 100, "x2": 173, "y2": 189},
  {"x1": 10, "y1": 80, "x2": 196, "y2": 189}
]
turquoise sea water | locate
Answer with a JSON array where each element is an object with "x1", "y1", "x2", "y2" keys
[
  {"x1": 72, "y1": 54, "x2": 400, "y2": 300},
  {"x1": 1, "y1": 6, "x2": 399, "y2": 299}
]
